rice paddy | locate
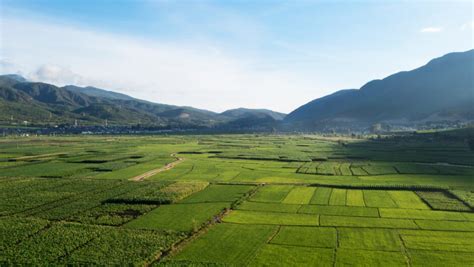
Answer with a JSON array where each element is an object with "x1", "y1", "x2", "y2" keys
[{"x1": 0, "y1": 132, "x2": 473, "y2": 265}]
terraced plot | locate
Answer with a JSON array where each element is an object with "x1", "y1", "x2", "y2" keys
[{"x1": 169, "y1": 184, "x2": 474, "y2": 266}]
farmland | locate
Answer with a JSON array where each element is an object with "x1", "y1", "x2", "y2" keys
[{"x1": 0, "y1": 130, "x2": 473, "y2": 266}]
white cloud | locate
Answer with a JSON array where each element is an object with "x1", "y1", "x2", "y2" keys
[
  {"x1": 0, "y1": 16, "x2": 321, "y2": 113},
  {"x1": 29, "y1": 65, "x2": 89, "y2": 85},
  {"x1": 460, "y1": 21, "x2": 474, "y2": 31},
  {"x1": 420, "y1": 27, "x2": 443, "y2": 33}
]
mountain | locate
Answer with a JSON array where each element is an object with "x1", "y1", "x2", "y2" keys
[
  {"x1": 0, "y1": 75, "x2": 220, "y2": 127},
  {"x1": 63, "y1": 85, "x2": 135, "y2": 101},
  {"x1": 221, "y1": 108, "x2": 286, "y2": 120},
  {"x1": 219, "y1": 112, "x2": 280, "y2": 131},
  {"x1": 2, "y1": 50, "x2": 471, "y2": 132},
  {"x1": 284, "y1": 50, "x2": 474, "y2": 130},
  {"x1": 1, "y1": 74, "x2": 28, "y2": 83},
  {"x1": 0, "y1": 75, "x2": 284, "y2": 130}
]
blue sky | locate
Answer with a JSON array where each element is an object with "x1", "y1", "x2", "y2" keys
[{"x1": 1, "y1": 0, "x2": 473, "y2": 112}]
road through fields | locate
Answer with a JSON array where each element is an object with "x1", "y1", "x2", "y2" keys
[{"x1": 131, "y1": 153, "x2": 184, "y2": 181}]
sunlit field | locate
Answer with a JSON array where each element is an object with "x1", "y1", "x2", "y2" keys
[{"x1": 1, "y1": 130, "x2": 473, "y2": 265}]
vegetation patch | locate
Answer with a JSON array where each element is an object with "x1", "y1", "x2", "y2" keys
[
  {"x1": 250, "y1": 185, "x2": 293, "y2": 203},
  {"x1": 320, "y1": 215, "x2": 418, "y2": 229},
  {"x1": 66, "y1": 227, "x2": 184, "y2": 266},
  {"x1": 335, "y1": 249, "x2": 407, "y2": 266},
  {"x1": 416, "y1": 191, "x2": 471, "y2": 211},
  {"x1": 1, "y1": 134, "x2": 473, "y2": 265},
  {"x1": 125, "y1": 202, "x2": 230, "y2": 232},
  {"x1": 310, "y1": 187, "x2": 332, "y2": 205},
  {"x1": 180, "y1": 185, "x2": 255, "y2": 203},
  {"x1": 169, "y1": 223, "x2": 275, "y2": 265},
  {"x1": 299, "y1": 205, "x2": 379, "y2": 217},
  {"x1": 379, "y1": 208, "x2": 468, "y2": 221},
  {"x1": 249, "y1": 244, "x2": 334, "y2": 266},
  {"x1": 223, "y1": 210, "x2": 319, "y2": 226},
  {"x1": 107, "y1": 181, "x2": 207, "y2": 205},
  {"x1": 237, "y1": 201, "x2": 301, "y2": 213},
  {"x1": 282, "y1": 186, "x2": 315, "y2": 204},
  {"x1": 338, "y1": 228, "x2": 402, "y2": 251},
  {"x1": 363, "y1": 190, "x2": 398, "y2": 208},
  {"x1": 269, "y1": 226, "x2": 336, "y2": 248}
]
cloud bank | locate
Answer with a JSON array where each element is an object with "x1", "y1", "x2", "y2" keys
[
  {"x1": 0, "y1": 16, "x2": 320, "y2": 113},
  {"x1": 420, "y1": 27, "x2": 443, "y2": 33}
]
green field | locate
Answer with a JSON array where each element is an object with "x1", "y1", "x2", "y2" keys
[{"x1": 0, "y1": 132, "x2": 473, "y2": 265}]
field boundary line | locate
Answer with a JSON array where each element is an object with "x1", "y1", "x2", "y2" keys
[
  {"x1": 154, "y1": 184, "x2": 263, "y2": 265},
  {"x1": 266, "y1": 225, "x2": 282, "y2": 244},
  {"x1": 266, "y1": 242, "x2": 335, "y2": 250},
  {"x1": 398, "y1": 233, "x2": 412, "y2": 267},
  {"x1": 242, "y1": 224, "x2": 281, "y2": 266},
  {"x1": 333, "y1": 227, "x2": 339, "y2": 267},
  {"x1": 149, "y1": 208, "x2": 231, "y2": 266}
]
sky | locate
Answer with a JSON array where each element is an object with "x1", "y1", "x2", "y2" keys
[{"x1": 0, "y1": 0, "x2": 473, "y2": 113}]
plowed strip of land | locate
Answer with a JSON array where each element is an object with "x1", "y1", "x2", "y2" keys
[{"x1": 131, "y1": 154, "x2": 184, "y2": 181}]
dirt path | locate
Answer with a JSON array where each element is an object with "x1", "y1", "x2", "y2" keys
[
  {"x1": 415, "y1": 162, "x2": 474, "y2": 168},
  {"x1": 131, "y1": 153, "x2": 185, "y2": 181},
  {"x1": 13, "y1": 152, "x2": 68, "y2": 161}
]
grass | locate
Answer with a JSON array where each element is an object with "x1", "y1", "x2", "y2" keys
[
  {"x1": 415, "y1": 220, "x2": 474, "y2": 231},
  {"x1": 1, "y1": 133, "x2": 473, "y2": 265},
  {"x1": 237, "y1": 201, "x2": 301, "y2": 213},
  {"x1": 0, "y1": 161, "x2": 94, "y2": 178},
  {"x1": 338, "y1": 228, "x2": 402, "y2": 251},
  {"x1": 310, "y1": 187, "x2": 333, "y2": 205},
  {"x1": 299, "y1": 205, "x2": 379, "y2": 217},
  {"x1": 170, "y1": 223, "x2": 275, "y2": 265},
  {"x1": 93, "y1": 158, "x2": 172, "y2": 179},
  {"x1": 329, "y1": 189, "x2": 347, "y2": 205},
  {"x1": 179, "y1": 184, "x2": 254, "y2": 203},
  {"x1": 223, "y1": 210, "x2": 319, "y2": 226},
  {"x1": 269, "y1": 226, "x2": 336, "y2": 248},
  {"x1": 335, "y1": 249, "x2": 407, "y2": 266},
  {"x1": 125, "y1": 202, "x2": 229, "y2": 232},
  {"x1": 388, "y1": 191, "x2": 429, "y2": 209},
  {"x1": 249, "y1": 244, "x2": 334, "y2": 266},
  {"x1": 251, "y1": 185, "x2": 294, "y2": 203},
  {"x1": 363, "y1": 190, "x2": 398, "y2": 208},
  {"x1": 282, "y1": 186, "x2": 315, "y2": 204},
  {"x1": 346, "y1": 189, "x2": 365, "y2": 206},
  {"x1": 320, "y1": 215, "x2": 418, "y2": 229},
  {"x1": 379, "y1": 208, "x2": 468, "y2": 221},
  {"x1": 408, "y1": 250, "x2": 474, "y2": 267},
  {"x1": 402, "y1": 234, "x2": 474, "y2": 252}
]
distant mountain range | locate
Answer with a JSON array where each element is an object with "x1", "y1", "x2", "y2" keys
[
  {"x1": 1, "y1": 50, "x2": 472, "y2": 132},
  {"x1": 0, "y1": 75, "x2": 285, "y2": 129},
  {"x1": 283, "y1": 49, "x2": 474, "y2": 131}
]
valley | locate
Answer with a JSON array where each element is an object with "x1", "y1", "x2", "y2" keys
[{"x1": 1, "y1": 130, "x2": 473, "y2": 265}]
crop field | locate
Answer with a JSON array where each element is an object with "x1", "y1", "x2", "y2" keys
[{"x1": 0, "y1": 130, "x2": 473, "y2": 265}]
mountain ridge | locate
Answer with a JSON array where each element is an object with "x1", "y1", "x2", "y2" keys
[
  {"x1": 283, "y1": 49, "x2": 474, "y2": 130},
  {"x1": 0, "y1": 74, "x2": 286, "y2": 129},
  {"x1": 1, "y1": 49, "x2": 472, "y2": 132}
]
